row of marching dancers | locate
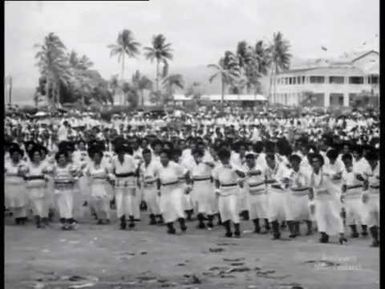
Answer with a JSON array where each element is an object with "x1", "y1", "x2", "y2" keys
[{"x1": 4, "y1": 140, "x2": 380, "y2": 247}]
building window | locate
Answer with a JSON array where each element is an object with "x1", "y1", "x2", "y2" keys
[
  {"x1": 309, "y1": 76, "x2": 325, "y2": 83},
  {"x1": 293, "y1": 77, "x2": 296, "y2": 84},
  {"x1": 368, "y1": 75, "x2": 379, "y2": 84},
  {"x1": 297, "y1": 76, "x2": 301, "y2": 84},
  {"x1": 349, "y1": 76, "x2": 364, "y2": 84},
  {"x1": 302, "y1": 76, "x2": 305, "y2": 83},
  {"x1": 329, "y1": 76, "x2": 344, "y2": 84}
]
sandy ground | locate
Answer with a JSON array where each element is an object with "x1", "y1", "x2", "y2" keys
[{"x1": 4, "y1": 213, "x2": 379, "y2": 289}]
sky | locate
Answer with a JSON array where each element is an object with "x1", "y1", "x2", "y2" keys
[{"x1": 5, "y1": 0, "x2": 379, "y2": 91}]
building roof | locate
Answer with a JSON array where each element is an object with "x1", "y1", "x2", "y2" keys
[
  {"x1": 278, "y1": 65, "x2": 365, "y2": 76},
  {"x1": 174, "y1": 94, "x2": 267, "y2": 101},
  {"x1": 280, "y1": 49, "x2": 379, "y2": 76}
]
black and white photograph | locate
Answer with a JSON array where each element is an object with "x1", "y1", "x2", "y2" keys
[{"x1": 4, "y1": 0, "x2": 380, "y2": 288}]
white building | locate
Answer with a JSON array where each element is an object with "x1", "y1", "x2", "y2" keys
[
  {"x1": 272, "y1": 50, "x2": 379, "y2": 107},
  {"x1": 174, "y1": 94, "x2": 267, "y2": 105}
]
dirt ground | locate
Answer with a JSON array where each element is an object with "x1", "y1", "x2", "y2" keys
[{"x1": 4, "y1": 213, "x2": 379, "y2": 289}]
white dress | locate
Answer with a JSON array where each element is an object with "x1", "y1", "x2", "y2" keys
[
  {"x1": 53, "y1": 164, "x2": 76, "y2": 219},
  {"x1": 310, "y1": 169, "x2": 344, "y2": 235},
  {"x1": 284, "y1": 168, "x2": 311, "y2": 221},
  {"x1": 243, "y1": 164, "x2": 268, "y2": 220},
  {"x1": 264, "y1": 163, "x2": 288, "y2": 222},
  {"x1": 4, "y1": 160, "x2": 28, "y2": 213},
  {"x1": 341, "y1": 167, "x2": 366, "y2": 226},
  {"x1": 86, "y1": 162, "x2": 111, "y2": 220},
  {"x1": 25, "y1": 162, "x2": 49, "y2": 217},
  {"x1": 155, "y1": 162, "x2": 186, "y2": 223},
  {"x1": 188, "y1": 159, "x2": 216, "y2": 215},
  {"x1": 111, "y1": 155, "x2": 137, "y2": 218},
  {"x1": 362, "y1": 163, "x2": 380, "y2": 227},
  {"x1": 212, "y1": 164, "x2": 242, "y2": 223},
  {"x1": 140, "y1": 161, "x2": 161, "y2": 215}
]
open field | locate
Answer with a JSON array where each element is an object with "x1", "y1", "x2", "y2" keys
[{"x1": 4, "y1": 214, "x2": 379, "y2": 289}]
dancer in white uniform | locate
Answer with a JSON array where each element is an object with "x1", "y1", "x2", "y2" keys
[
  {"x1": 243, "y1": 153, "x2": 269, "y2": 234},
  {"x1": 111, "y1": 143, "x2": 138, "y2": 229},
  {"x1": 309, "y1": 154, "x2": 347, "y2": 244},
  {"x1": 341, "y1": 153, "x2": 367, "y2": 238},
  {"x1": 264, "y1": 153, "x2": 289, "y2": 240},
  {"x1": 362, "y1": 151, "x2": 380, "y2": 247},
  {"x1": 285, "y1": 154, "x2": 312, "y2": 238},
  {"x1": 4, "y1": 145, "x2": 28, "y2": 225},
  {"x1": 188, "y1": 148, "x2": 217, "y2": 229},
  {"x1": 212, "y1": 149, "x2": 245, "y2": 238},
  {"x1": 154, "y1": 150, "x2": 188, "y2": 234},
  {"x1": 85, "y1": 149, "x2": 112, "y2": 224},
  {"x1": 24, "y1": 147, "x2": 50, "y2": 228},
  {"x1": 52, "y1": 150, "x2": 78, "y2": 230},
  {"x1": 140, "y1": 148, "x2": 162, "y2": 225}
]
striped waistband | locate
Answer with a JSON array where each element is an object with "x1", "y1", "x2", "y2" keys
[
  {"x1": 346, "y1": 184, "x2": 363, "y2": 190},
  {"x1": 194, "y1": 177, "x2": 211, "y2": 182},
  {"x1": 162, "y1": 181, "x2": 179, "y2": 186},
  {"x1": 291, "y1": 187, "x2": 309, "y2": 192},
  {"x1": 115, "y1": 172, "x2": 135, "y2": 178},
  {"x1": 26, "y1": 176, "x2": 45, "y2": 181},
  {"x1": 271, "y1": 184, "x2": 283, "y2": 190},
  {"x1": 221, "y1": 183, "x2": 238, "y2": 187},
  {"x1": 248, "y1": 181, "x2": 265, "y2": 188}
]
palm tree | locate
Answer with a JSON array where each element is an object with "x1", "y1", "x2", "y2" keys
[
  {"x1": 162, "y1": 74, "x2": 184, "y2": 107},
  {"x1": 108, "y1": 29, "x2": 140, "y2": 83},
  {"x1": 186, "y1": 82, "x2": 203, "y2": 107},
  {"x1": 268, "y1": 32, "x2": 291, "y2": 104},
  {"x1": 144, "y1": 34, "x2": 173, "y2": 96},
  {"x1": 35, "y1": 32, "x2": 71, "y2": 109},
  {"x1": 132, "y1": 70, "x2": 153, "y2": 108},
  {"x1": 109, "y1": 75, "x2": 120, "y2": 105},
  {"x1": 208, "y1": 55, "x2": 239, "y2": 112}
]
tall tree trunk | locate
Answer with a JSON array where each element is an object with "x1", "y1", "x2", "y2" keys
[
  {"x1": 156, "y1": 59, "x2": 160, "y2": 104},
  {"x1": 141, "y1": 90, "x2": 144, "y2": 109},
  {"x1": 268, "y1": 67, "x2": 274, "y2": 105},
  {"x1": 221, "y1": 77, "x2": 225, "y2": 113},
  {"x1": 273, "y1": 63, "x2": 278, "y2": 105},
  {"x1": 9, "y1": 76, "x2": 12, "y2": 105}
]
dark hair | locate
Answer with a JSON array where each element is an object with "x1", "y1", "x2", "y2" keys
[
  {"x1": 160, "y1": 149, "x2": 172, "y2": 159},
  {"x1": 9, "y1": 145, "x2": 24, "y2": 157},
  {"x1": 341, "y1": 153, "x2": 353, "y2": 162},
  {"x1": 142, "y1": 148, "x2": 152, "y2": 155},
  {"x1": 55, "y1": 150, "x2": 68, "y2": 162},
  {"x1": 326, "y1": 149, "x2": 339, "y2": 160},
  {"x1": 289, "y1": 154, "x2": 302, "y2": 163},
  {"x1": 28, "y1": 146, "x2": 42, "y2": 160},
  {"x1": 352, "y1": 144, "x2": 363, "y2": 156},
  {"x1": 217, "y1": 148, "x2": 231, "y2": 160},
  {"x1": 89, "y1": 149, "x2": 104, "y2": 160},
  {"x1": 151, "y1": 139, "x2": 163, "y2": 149},
  {"x1": 253, "y1": 141, "x2": 264, "y2": 154},
  {"x1": 191, "y1": 148, "x2": 204, "y2": 157},
  {"x1": 245, "y1": 153, "x2": 255, "y2": 159},
  {"x1": 365, "y1": 150, "x2": 378, "y2": 162}
]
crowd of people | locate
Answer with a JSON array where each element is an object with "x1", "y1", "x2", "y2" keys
[{"x1": 4, "y1": 108, "x2": 380, "y2": 247}]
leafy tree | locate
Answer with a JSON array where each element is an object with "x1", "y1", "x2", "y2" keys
[
  {"x1": 268, "y1": 32, "x2": 291, "y2": 103},
  {"x1": 144, "y1": 34, "x2": 173, "y2": 98},
  {"x1": 35, "y1": 32, "x2": 71, "y2": 109},
  {"x1": 108, "y1": 29, "x2": 140, "y2": 81}
]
